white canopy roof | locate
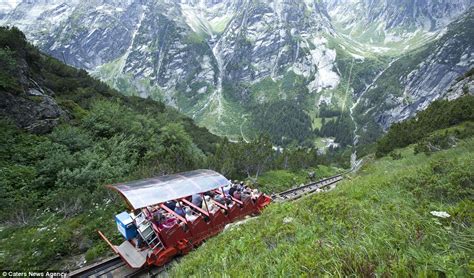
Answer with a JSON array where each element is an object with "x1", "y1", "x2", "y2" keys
[{"x1": 110, "y1": 169, "x2": 231, "y2": 209}]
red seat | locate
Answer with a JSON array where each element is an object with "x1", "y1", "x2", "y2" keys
[
  {"x1": 226, "y1": 203, "x2": 242, "y2": 222},
  {"x1": 158, "y1": 222, "x2": 189, "y2": 248},
  {"x1": 209, "y1": 209, "x2": 229, "y2": 232},
  {"x1": 187, "y1": 215, "x2": 211, "y2": 244}
]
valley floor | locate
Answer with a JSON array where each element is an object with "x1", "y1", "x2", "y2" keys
[{"x1": 170, "y1": 138, "x2": 474, "y2": 276}]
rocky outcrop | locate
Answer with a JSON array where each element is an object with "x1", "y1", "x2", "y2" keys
[
  {"x1": 0, "y1": 29, "x2": 69, "y2": 134},
  {"x1": 1, "y1": 87, "x2": 68, "y2": 134},
  {"x1": 325, "y1": 0, "x2": 472, "y2": 31},
  {"x1": 374, "y1": 9, "x2": 474, "y2": 129},
  {"x1": 443, "y1": 71, "x2": 474, "y2": 100}
]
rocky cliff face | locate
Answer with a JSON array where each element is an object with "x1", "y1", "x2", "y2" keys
[
  {"x1": 325, "y1": 0, "x2": 471, "y2": 31},
  {"x1": 1, "y1": 0, "x2": 472, "y2": 144},
  {"x1": 0, "y1": 29, "x2": 68, "y2": 134},
  {"x1": 1, "y1": 89, "x2": 67, "y2": 134},
  {"x1": 352, "y1": 9, "x2": 474, "y2": 134},
  {"x1": 324, "y1": 0, "x2": 473, "y2": 51}
]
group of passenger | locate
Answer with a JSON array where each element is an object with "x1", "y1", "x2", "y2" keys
[
  {"x1": 225, "y1": 180, "x2": 261, "y2": 202},
  {"x1": 148, "y1": 181, "x2": 261, "y2": 228}
]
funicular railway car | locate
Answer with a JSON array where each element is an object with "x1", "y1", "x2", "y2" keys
[{"x1": 98, "y1": 169, "x2": 272, "y2": 269}]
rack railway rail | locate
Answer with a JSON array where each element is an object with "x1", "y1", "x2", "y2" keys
[
  {"x1": 272, "y1": 174, "x2": 344, "y2": 202},
  {"x1": 69, "y1": 172, "x2": 349, "y2": 277}
]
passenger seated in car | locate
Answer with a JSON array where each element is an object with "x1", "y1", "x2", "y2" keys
[
  {"x1": 233, "y1": 190, "x2": 241, "y2": 200},
  {"x1": 204, "y1": 191, "x2": 215, "y2": 198},
  {"x1": 152, "y1": 210, "x2": 164, "y2": 224},
  {"x1": 214, "y1": 194, "x2": 225, "y2": 205},
  {"x1": 174, "y1": 202, "x2": 186, "y2": 217},
  {"x1": 241, "y1": 190, "x2": 251, "y2": 202},
  {"x1": 160, "y1": 215, "x2": 177, "y2": 229},
  {"x1": 192, "y1": 194, "x2": 202, "y2": 208},
  {"x1": 223, "y1": 184, "x2": 231, "y2": 194},
  {"x1": 251, "y1": 189, "x2": 260, "y2": 200},
  {"x1": 203, "y1": 195, "x2": 218, "y2": 213},
  {"x1": 228, "y1": 184, "x2": 237, "y2": 197},
  {"x1": 185, "y1": 208, "x2": 198, "y2": 222},
  {"x1": 165, "y1": 200, "x2": 176, "y2": 211}
]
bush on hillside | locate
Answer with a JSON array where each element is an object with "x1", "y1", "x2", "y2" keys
[{"x1": 376, "y1": 95, "x2": 474, "y2": 157}]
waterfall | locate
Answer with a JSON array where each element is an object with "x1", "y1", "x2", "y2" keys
[
  {"x1": 194, "y1": 37, "x2": 225, "y2": 119},
  {"x1": 119, "y1": 6, "x2": 145, "y2": 74}
]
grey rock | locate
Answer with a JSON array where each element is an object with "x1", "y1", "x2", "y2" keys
[{"x1": 0, "y1": 90, "x2": 68, "y2": 134}]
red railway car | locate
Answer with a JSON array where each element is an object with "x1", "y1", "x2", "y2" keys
[{"x1": 99, "y1": 169, "x2": 272, "y2": 269}]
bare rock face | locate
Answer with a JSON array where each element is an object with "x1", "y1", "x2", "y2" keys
[
  {"x1": 332, "y1": 0, "x2": 472, "y2": 29},
  {"x1": 443, "y1": 73, "x2": 474, "y2": 100},
  {"x1": 1, "y1": 86, "x2": 68, "y2": 134},
  {"x1": 373, "y1": 9, "x2": 474, "y2": 130}
]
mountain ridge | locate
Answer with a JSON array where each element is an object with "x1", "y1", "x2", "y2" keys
[{"x1": 1, "y1": 0, "x2": 472, "y2": 147}]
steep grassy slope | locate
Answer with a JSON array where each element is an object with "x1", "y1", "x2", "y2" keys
[
  {"x1": 171, "y1": 136, "x2": 473, "y2": 276},
  {"x1": 255, "y1": 165, "x2": 343, "y2": 194}
]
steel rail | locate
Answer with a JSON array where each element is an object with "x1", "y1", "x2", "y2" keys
[{"x1": 68, "y1": 255, "x2": 123, "y2": 277}]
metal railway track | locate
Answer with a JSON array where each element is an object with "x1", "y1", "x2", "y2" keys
[
  {"x1": 69, "y1": 172, "x2": 349, "y2": 277},
  {"x1": 272, "y1": 174, "x2": 344, "y2": 202},
  {"x1": 68, "y1": 256, "x2": 124, "y2": 277},
  {"x1": 68, "y1": 255, "x2": 176, "y2": 278}
]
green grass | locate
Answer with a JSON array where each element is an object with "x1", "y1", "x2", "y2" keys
[
  {"x1": 330, "y1": 20, "x2": 437, "y2": 55},
  {"x1": 193, "y1": 91, "x2": 249, "y2": 141},
  {"x1": 0, "y1": 200, "x2": 124, "y2": 270},
  {"x1": 255, "y1": 165, "x2": 342, "y2": 194},
  {"x1": 209, "y1": 15, "x2": 232, "y2": 34},
  {"x1": 170, "y1": 138, "x2": 474, "y2": 276},
  {"x1": 313, "y1": 137, "x2": 338, "y2": 152}
]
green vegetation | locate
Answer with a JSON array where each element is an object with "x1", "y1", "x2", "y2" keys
[
  {"x1": 171, "y1": 135, "x2": 474, "y2": 277},
  {"x1": 317, "y1": 112, "x2": 355, "y2": 147},
  {"x1": 207, "y1": 135, "x2": 343, "y2": 184},
  {"x1": 376, "y1": 95, "x2": 474, "y2": 157},
  {"x1": 251, "y1": 101, "x2": 314, "y2": 146},
  {"x1": 255, "y1": 165, "x2": 342, "y2": 194},
  {"x1": 0, "y1": 26, "x2": 222, "y2": 270},
  {"x1": 0, "y1": 27, "x2": 346, "y2": 270},
  {"x1": 170, "y1": 89, "x2": 474, "y2": 276}
]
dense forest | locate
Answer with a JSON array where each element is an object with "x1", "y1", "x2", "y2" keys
[
  {"x1": 317, "y1": 112, "x2": 355, "y2": 147},
  {"x1": 250, "y1": 101, "x2": 314, "y2": 146}
]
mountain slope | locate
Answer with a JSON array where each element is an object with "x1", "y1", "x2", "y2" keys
[
  {"x1": 0, "y1": 27, "x2": 349, "y2": 270},
  {"x1": 0, "y1": 26, "x2": 222, "y2": 269},
  {"x1": 0, "y1": 0, "x2": 347, "y2": 143},
  {"x1": 351, "y1": 8, "x2": 474, "y2": 146},
  {"x1": 324, "y1": 0, "x2": 473, "y2": 52},
  {"x1": 1, "y1": 0, "x2": 473, "y2": 147}
]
